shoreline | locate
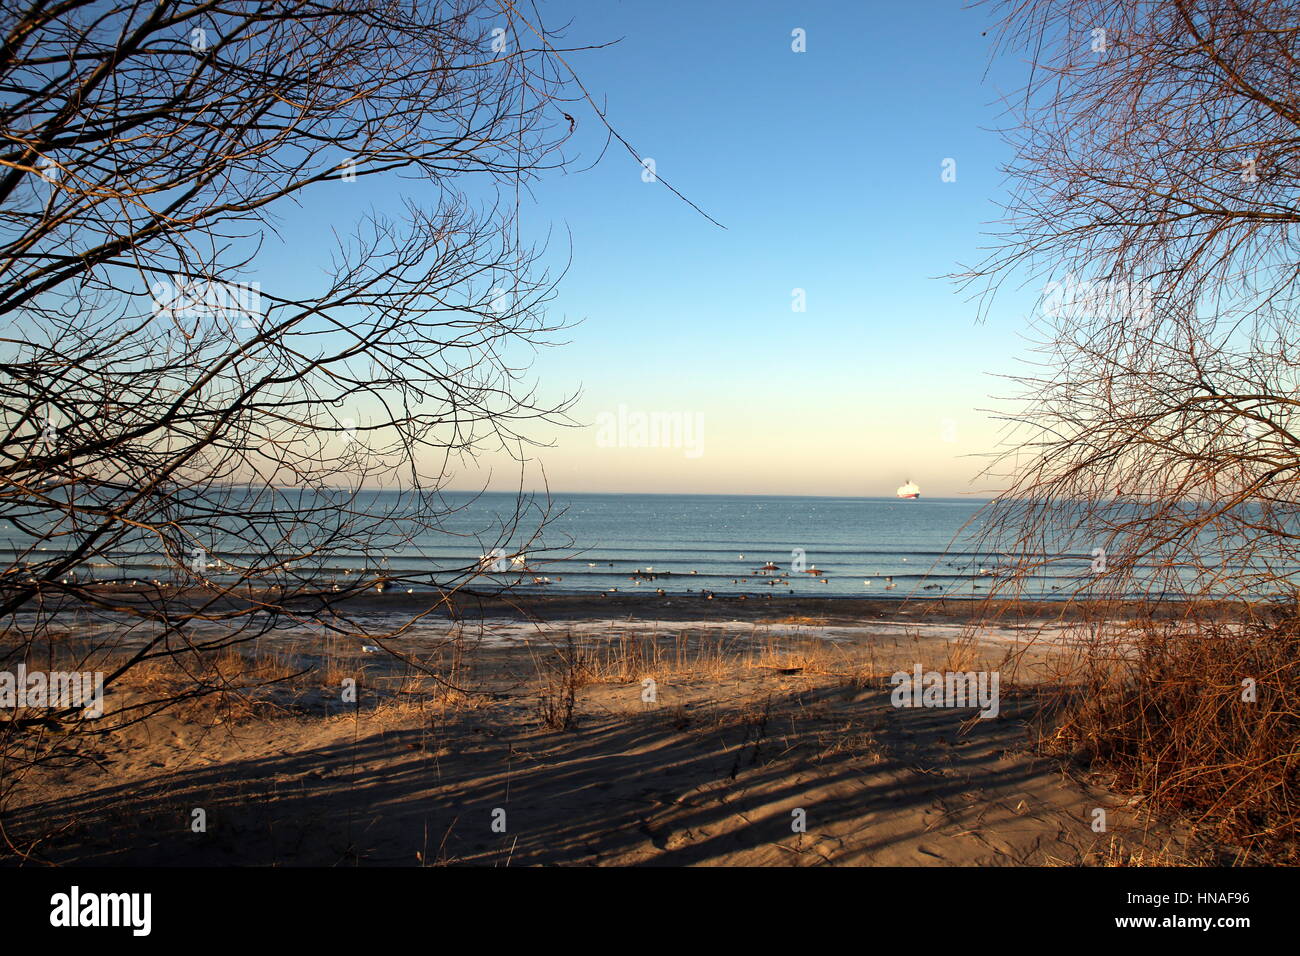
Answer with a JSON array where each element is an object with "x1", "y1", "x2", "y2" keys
[
  {"x1": 12, "y1": 584, "x2": 1277, "y2": 627},
  {"x1": 429, "y1": 591, "x2": 1266, "y2": 625}
]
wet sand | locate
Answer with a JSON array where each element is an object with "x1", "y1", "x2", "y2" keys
[{"x1": 36, "y1": 579, "x2": 1265, "y2": 627}]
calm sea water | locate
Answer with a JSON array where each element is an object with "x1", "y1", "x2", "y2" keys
[
  {"x1": 9, "y1": 489, "x2": 1293, "y2": 600},
  {"x1": 493, "y1": 493, "x2": 1001, "y2": 598},
  {"x1": 1, "y1": 490, "x2": 1109, "y2": 599}
]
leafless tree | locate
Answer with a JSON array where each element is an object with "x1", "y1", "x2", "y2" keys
[
  {"x1": 0, "y1": 0, "x2": 595, "y2": 787},
  {"x1": 962, "y1": 0, "x2": 1300, "y2": 859},
  {"x1": 964, "y1": 0, "x2": 1300, "y2": 608}
]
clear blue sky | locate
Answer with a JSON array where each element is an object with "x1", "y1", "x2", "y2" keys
[{"x1": 270, "y1": 1, "x2": 1044, "y2": 497}]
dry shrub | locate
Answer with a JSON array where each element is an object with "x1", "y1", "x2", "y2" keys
[
  {"x1": 533, "y1": 632, "x2": 586, "y2": 731},
  {"x1": 1048, "y1": 618, "x2": 1299, "y2": 863},
  {"x1": 122, "y1": 648, "x2": 301, "y2": 725}
]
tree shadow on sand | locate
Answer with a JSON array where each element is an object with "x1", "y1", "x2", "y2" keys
[{"x1": 0, "y1": 684, "x2": 1162, "y2": 866}]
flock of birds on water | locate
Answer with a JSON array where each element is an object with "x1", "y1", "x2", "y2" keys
[
  {"x1": 26, "y1": 550, "x2": 1014, "y2": 597},
  {"x1": 509, "y1": 552, "x2": 1011, "y2": 599}
]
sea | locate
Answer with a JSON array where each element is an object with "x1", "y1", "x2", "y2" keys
[{"x1": 2, "y1": 490, "x2": 1193, "y2": 601}]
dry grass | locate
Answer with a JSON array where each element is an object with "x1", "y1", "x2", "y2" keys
[
  {"x1": 119, "y1": 648, "x2": 302, "y2": 725},
  {"x1": 573, "y1": 626, "x2": 746, "y2": 682},
  {"x1": 552, "y1": 626, "x2": 867, "y2": 683},
  {"x1": 1041, "y1": 617, "x2": 1300, "y2": 864}
]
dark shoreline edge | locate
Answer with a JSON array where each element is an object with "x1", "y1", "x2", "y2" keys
[
  {"x1": 20, "y1": 584, "x2": 1279, "y2": 627},
  {"x1": 428, "y1": 592, "x2": 1272, "y2": 625}
]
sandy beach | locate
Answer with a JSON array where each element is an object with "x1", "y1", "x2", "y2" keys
[{"x1": 0, "y1": 596, "x2": 1210, "y2": 866}]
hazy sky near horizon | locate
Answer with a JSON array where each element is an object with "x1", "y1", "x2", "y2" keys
[{"x1": 272, "y1": 1, "x2": 1047, "y2": 498}]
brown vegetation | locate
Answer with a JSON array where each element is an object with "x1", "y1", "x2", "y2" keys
[{"x1": 965, "y1": 0, "x2": 1300, "y2": 863}]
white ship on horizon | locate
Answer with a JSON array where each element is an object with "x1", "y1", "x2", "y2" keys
[{"x1": 896, "y1": 480, "x2": 920, "y2": 499}]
